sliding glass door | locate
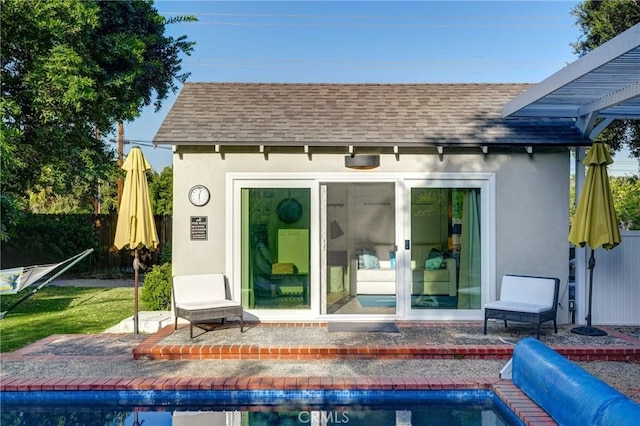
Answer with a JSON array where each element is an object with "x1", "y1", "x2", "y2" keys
[
  {"x1": 233, "y1": 174, "x2": 491, "y2": 320},
  {"x1": 323, "y1": 182, "x2": 396, "y2": 315},
  {"x1": 240, "y1": 187, "x2": 311, "y2": 310},
  {"x1": 322, "y1": 180, "x2": 484, "y2": 317},
  {"x1": 406, "y1": 184, "x2": 482, "y2": 313}
]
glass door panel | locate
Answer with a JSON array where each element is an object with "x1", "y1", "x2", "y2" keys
[
  {"x1": 241, "y1": 188, "x2": 310, "y2": 310},
  {"x1": 409, "y1": 187, "x2": 482, "y2": 310},
  {"x1": 324, "y1": 182, "x2": 396, "y2": 315}
]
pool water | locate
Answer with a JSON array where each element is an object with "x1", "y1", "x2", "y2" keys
[{"x1": 0, "y1": 389, "x2": 523, "y2": 425}]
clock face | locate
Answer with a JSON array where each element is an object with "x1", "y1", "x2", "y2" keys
[{"x1": 189, "y1": 185, "x2": 210, "y2": 206}]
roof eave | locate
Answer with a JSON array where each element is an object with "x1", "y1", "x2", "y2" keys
[{"x1": 154, "y1": 140, "x2": 591, "y2": 148}]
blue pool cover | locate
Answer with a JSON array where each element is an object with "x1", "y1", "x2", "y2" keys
[{"x1": 513, "y1": 337, "x2": 640, "y2": 426}]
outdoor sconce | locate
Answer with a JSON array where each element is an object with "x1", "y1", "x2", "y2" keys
[{"x1": 345, "y1": 154, "x2": 380, "y2": 170}]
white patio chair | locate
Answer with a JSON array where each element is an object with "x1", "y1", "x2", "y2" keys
[{"x1": 172, "y1": 273, "x2": 244, "y2": 338}]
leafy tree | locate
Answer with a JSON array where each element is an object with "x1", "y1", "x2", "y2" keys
[
  {"x1": 0, "y1": 194, "x2": 24, "y2": 242},
  {"x1": 148, "y1": 166, "x2": 173, "y2": 215},
  {"x1": 571, "y1": 0, "x2": 640, "y2": 159},
  {"x1": 571, "y1": 174, "x2": 640, "y2": 230},
  {"x1": 27, "y1": 160, "x2": 119, "y2": 214},
  {"x1": 610, "y1": 175, "x2": 640, "y2": 230},
  {"x1": 1, "y1": 0, "x2": 195, "y2": 202}
]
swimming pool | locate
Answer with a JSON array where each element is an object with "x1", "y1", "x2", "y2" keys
[{"x1": 0, "y1": 389, "x2": 523, "y2": 425}]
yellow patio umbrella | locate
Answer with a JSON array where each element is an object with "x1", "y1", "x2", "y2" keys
[
  {"x1": 568, "y1": 142, "x2": 621, "y2": 336},
  {"x1": 114, "y1": 146, "x2": 159, "y2": 334}
]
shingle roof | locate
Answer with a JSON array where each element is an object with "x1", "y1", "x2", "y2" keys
[{"x1": 153, "y1": 83, "x2": 589, "y2": 147}]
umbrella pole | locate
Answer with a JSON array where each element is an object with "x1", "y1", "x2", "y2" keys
[
  {"x1": 586, "y1": 248, "x2": 595, "y2": 327},
  {"x1": 571, "y1": 249, "x2": 607, "y2": 336},
  {"x1": 133, "y1": 249, "x2": 139, "y2": 335}
]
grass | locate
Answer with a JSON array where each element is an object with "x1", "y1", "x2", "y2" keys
[{"x1": 0, "y1": 286, "x2": 147, "y2": 353}]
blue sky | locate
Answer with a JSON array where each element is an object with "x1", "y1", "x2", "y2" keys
[{"x1": 119, "y1": 0, "x2": 638, "y2": 175}]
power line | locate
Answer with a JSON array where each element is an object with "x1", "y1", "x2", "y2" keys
[
  {"x1": 107, "y1": 138, "x2": 172, "y2": 150},
  {"x1": 185, "y1": 58, "x2": 563, "y2": 66},
  {"x1": 163, "y1": 12, "x2": 568, "y2": 21},
  {"x1": 181, "y1": 57, "x2": 568, "y2": 73},
  {"x1": 183, "y1": 58, "x2": 565, "y2": 69},
  {"x1": 187, "y1": 20, "x2": 571, "y2": 29},
  {"x1": 128, "y1": 139, "x2": 172, "y2": 150},
  {"x1": 162, "y1": 11, "x2": 572, "y2": 28}
]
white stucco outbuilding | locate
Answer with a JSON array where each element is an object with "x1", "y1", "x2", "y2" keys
[{"x1": 154, "y1": 24, "x2": 639, "y2": 325}]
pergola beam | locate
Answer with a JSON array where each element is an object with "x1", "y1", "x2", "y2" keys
[{"x1": 503, "y1": 24, "x2": 640, "y2": 120}]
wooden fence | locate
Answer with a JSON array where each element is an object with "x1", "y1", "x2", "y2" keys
[{"x1": 93, "y1": 214, "x2": 172, "y2": 272}]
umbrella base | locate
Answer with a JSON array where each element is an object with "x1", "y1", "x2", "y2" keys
[{"x1": 571, "y1": 326, "x2": 607, "y2": 336}]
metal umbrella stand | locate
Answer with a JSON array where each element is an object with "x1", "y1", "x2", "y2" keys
[
  {"x1": 572, "y1": 249, "x2": 606, "y2": 336},
  {"x1": 568, "y1": 142, "x2": 621, "y2": 337}
]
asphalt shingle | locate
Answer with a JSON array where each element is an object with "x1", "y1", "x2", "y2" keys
[{"x1": 154, "y1": 83, "x2": 589, "y2": 147}]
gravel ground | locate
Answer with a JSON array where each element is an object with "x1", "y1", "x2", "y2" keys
[
  {"x1": 2, "y1": 346, "x2": 639, "y2": 404},
  {"x1": 5, "y1": 279, "x2": 632, "y2": 405},
  {"x1": 615, "y1": 327, "x2": 640, "y2": 339},
  {"x1": 159, "y1": 322, "x2": 639, "y2": 347},
  {"x1": 2, "y1": 324, "x2": 639, "y2": 404}
]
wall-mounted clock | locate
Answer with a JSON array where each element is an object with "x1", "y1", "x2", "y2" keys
[{"x1": 189, "y1": 185, "x2": 210, "y2": 206}]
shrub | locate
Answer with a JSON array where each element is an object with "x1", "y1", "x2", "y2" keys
[
  {"x1": 0, "y1": 214, "x2": 99, "y2": 269},
  {"x1": 159, "y1": 243, "x2": 172, "y2": 264},
  {"x1": 141, "y1": 262, "x2": 172, "y2": 310}
]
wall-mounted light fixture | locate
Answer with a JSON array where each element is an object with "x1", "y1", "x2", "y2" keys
[{"x1": 344, "y1": 154, "x2": 380, "y2": 170}]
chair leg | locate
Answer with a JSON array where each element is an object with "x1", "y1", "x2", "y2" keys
[
  {"x1": 190, "y1": 322, "x2": 194, "y2": 339},
  {"x1": 483, "y1": 317, "x2": 488, "y2": 335},
  {"x1": 504, "y1": 320, "x2": 508, "y2": 328},
  {"x1": 553, "y1": 320, "x2": 558, "y2": 334},
  {"x1": 174, "y1": 317, "x2": 178, "y2": 331}
]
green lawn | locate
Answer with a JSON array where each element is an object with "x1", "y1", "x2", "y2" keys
[{"x1": 0, "y1": 286, "x2": 147, "y2": 353}]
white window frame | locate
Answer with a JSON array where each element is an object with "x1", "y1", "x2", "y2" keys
[{"x1": 226, "y1": 172, "x2": 495, "y2": 322}]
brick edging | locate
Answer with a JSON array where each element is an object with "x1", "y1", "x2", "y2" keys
[
  {"x1": 132, "y1": 325, "x2": 640, "y2": 361},
  {"x1": 0, "y1": 377, "x2": 555, "y2": 425},
  {"x1": 493, "y1": 382, "x2": 556, "y2": 425},
  {"x1": 0, "y1": 376, "x2": 498, "y2": 392}
]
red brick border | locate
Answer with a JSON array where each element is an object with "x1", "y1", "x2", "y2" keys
[
  {"x1": 0, "y1": 377, "x2": 556, "y2": 425},
  {"x1": 493, "y1": 382, "x2": 557, "y2": 425},
  {"x1": 131, "y1": 324, "x2": 640, "y2": 362},
  {"x1": 5, "y1": 321, "x2": 640, "y2": 426}
]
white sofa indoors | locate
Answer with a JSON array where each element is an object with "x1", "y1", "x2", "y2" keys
[
  {"x1": 355, "y1": 244, "x2": 457, "y2": 296},
  {"x1": 356, "y1": 260, "x2": 397, "y2": 295}
]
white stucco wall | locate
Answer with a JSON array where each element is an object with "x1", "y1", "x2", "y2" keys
[
  {"x1": 493, "y1": 153, "x2": 571, "y2": 323},
  {"x1": 171, "y1": 146, "x2": 570, "y2": 323}
]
